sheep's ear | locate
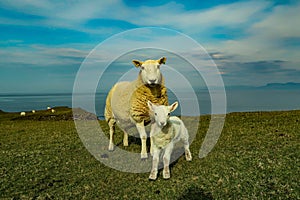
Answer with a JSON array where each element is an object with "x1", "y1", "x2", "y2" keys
[
  {"x1": 169, "y1": 101, "x2": 178, "y2": 113},
  {"x1": 147, "y1": 101, "x2": 155, "y2": 111},
  {"x1": 132, "y1": 60, "x2": 143, "y2": 68},
  {"x1": 158, "y1": 57, "x2": 166, "y2": 65}
]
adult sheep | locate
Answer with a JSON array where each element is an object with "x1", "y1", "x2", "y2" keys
[{"x1": 105, "y1": 57, "x2": 168, "y2": 159}]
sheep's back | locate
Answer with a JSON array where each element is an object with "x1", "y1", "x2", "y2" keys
[{"x1": 110, "y1": 81, "x2": 136, "y2": 126}]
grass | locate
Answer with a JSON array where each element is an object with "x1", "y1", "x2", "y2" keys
[{"x1": 0, "y1": 108, "x2": 299, "y2": 199}]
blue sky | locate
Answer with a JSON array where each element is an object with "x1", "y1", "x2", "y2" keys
[{"x1": 0, "y1": 0, "x2": 299, "y2": 93}]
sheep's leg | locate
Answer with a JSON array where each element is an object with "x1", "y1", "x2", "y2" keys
[
  {"x1": 163, "y1": 142, "x2": 174, "y2": 179},
  {"x1": 108, "y1": 119, "x2": 116, "y2": 151},
  {"x1": 136, "y1": 122, "x2": 148, "y2": 159},
  {"x1": 182, "y1": 128, "x2": 192, "y2": 161},
  {"x1": 119, "y1": 127, "x2": 129, "y2": 147},
  {"x1": 149, "y1": 147, "x2": 160, "y2": 180},
  {"x1": 123, "y1": 130, "x2": 128, "y2": 147}
]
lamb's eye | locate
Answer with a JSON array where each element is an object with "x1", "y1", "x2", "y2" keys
[
  {"x1": 155, "y1": 113, "x2": 157, "y2": 116},
  {"x1": 168, "y1": 113, "x2": 170, "y2": 116},
  {"x1": 141, "y1": 66, "x2": 145, "y2": 70}
]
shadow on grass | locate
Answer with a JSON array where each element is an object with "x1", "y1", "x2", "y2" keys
[{"x1": 178, "y1": 185, "x2": 213, "y2": 200}]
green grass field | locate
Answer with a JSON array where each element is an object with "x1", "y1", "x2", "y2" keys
[{"x1": 0, "y1": 108, "x2": 299, "y2": 199}]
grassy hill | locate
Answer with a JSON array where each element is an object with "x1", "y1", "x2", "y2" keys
[{"x1": 0, "y1": 107, "x2": 299, "y2": 199}]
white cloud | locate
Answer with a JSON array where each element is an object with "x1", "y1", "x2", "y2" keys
[
  {"x1": 0, "y1": 45, "x2": 88, "y2": 68},
  {"x1": 207, "y1": 2, "x2": 300, "y2": 62},
  {"x1": 252, "y1": 3, "x2": 300, "y2": 38},
  {"x1": 0, "y1": 0, "x2": 271, "y2": 34},
  {"x1": 0, "y1": 0, "x2": 129, "y2": 34},
  {"x1": 127, "y1": 1, "x2": 271, "y2": 34},
  {"x1": 1, "y1": 0, "x2": 300, "y2": 88},
  {"x1": 11, "y1": 0, "x2": 296, "y2": 64}
]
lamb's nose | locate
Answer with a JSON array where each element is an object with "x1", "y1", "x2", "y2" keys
[{"x1": 160, "y1": 122, "x2": 166, "y2": 127}]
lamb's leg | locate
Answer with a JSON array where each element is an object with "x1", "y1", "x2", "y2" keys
[
  {"x1": 182, "y1": 128, "x2": 192, "y2": 161},
  {"x1": 149, "y1": 147, "x2": 160, "y2": 180},
  {"x1": 108, "y1": 119, "x2": 116, "y2": 151},
  {"x1": 184, "y1": 144, "x2": 192, "y2": 161},
  {"x1": 149, "y1": 123, "x2": 156, "y2": 156},
  {"x1": 150, "y1": 137, "x2": 154, "y2": 156},
  {"x1": 163, "y1": 142, "x2": 174, "y2": 179},
  {"x1": 136, "y1": 122, "x2": 148, "y2": 159}
]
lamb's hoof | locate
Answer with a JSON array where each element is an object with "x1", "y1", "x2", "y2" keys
[
  {"x1": 163, "y1": 169, "x2": 170, "y2": 179},
  {"x1": 163, "y1": 174, "x2": 170, "y2": 179},
  {"x1": 186, "y1": 156, "x2": 192, "y2": 161},
  {"x1": 185, "y1": 150, "x2": 192, "y2": 161},
  {"x1": 123, "y1": 141, "x2": 128, "y2": 147},
  {"x1": 149, "y1": 172, "x2": 157, "y2": 181},
  {"x1": 185, "y1": 154, "x2": 192, "y2": 161}
]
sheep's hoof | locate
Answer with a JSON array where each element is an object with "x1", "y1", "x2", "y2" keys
[
  {"x1": 141, "y1": 153, "x2": 148, "y2": 159},
  {"x1": 108, "y1": 144, "x2": 114, "y2": 152},
  {"x1": 123, "y1": 141, "x2": 128, "y2": 147},
  {"x1": 141, "y1": 158, "x2": 148, "y2": 162}
]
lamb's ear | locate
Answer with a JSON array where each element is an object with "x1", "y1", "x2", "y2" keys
[
  {"x1": 147, "y1": 101, "x2": 155, "y2": 111},
  {"x1": 132, "y1": 60, "x2": 143, "y2": 68},
  {"x1": 158, "y1": 57, "x2": 166, "y2": 65},
  {"x1": 169, "y1": 101, "x2": 178, "y2": 113}
]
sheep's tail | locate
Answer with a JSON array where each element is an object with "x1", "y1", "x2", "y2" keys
[{"x1": 104, "y1": 85, "x2": 116, "y2": 123}]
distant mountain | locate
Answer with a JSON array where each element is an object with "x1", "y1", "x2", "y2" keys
[
  {"x1": 258, "y1": 82, "x2": 300, "y2": 90},
  {"x1": 225, "y1": 82, "x2": 300, "y2": 90}
]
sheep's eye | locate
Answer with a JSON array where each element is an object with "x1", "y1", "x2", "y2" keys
[
  {"x1": 168, "y1": 113, "x2": 170, "y2": 116},
  {"x1": 157, "y1": 65, "x2": 160, "y2": 69},
  {"x1": 141, "y1": 66, "x2": 145, "y2": 70},
  {"x1": 155, "y1": 113, "x2": 157, "y2": 116}
]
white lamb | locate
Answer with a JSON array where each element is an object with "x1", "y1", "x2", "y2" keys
[
  {"x1": 20, "y1": 112, "x2": 26, "y2": 116},
  {"x1": 147, "y1": 101, "x2": 192, "y2": 180},
  {"x1": 105, "y1": 57, "x2": 168, "y2": 159}
]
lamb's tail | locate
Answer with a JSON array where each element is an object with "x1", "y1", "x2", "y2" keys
[{"x1": 104, "y1": 85, "x2": 117, "y2": 123}]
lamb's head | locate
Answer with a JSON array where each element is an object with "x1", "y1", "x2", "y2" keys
[
  {"x1": 132, "y1": 57, "x2": 166, "y2": 87},
  {"x1": 148, "y1": 101, "x2": 178, "y2": 128}
]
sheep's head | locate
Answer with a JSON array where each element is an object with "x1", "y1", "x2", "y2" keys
[
  {"x1": 132, "y1": 57, "x2": 166, "y2": 87},
  {"x1": 147, "y1": 101, "x2": 178, "y2": 128}
]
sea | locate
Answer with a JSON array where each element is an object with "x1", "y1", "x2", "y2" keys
[{"x1": 0, "y1": 89, "x2": 299, "y2": 119}]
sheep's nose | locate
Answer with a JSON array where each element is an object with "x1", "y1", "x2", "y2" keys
[{"x1": 149, "y1": 79, "x2": 156, "y2": 84}]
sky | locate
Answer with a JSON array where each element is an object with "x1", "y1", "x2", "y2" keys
[{"x1": 0, "y1": 0, "x2": 299, "y2": 94}]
